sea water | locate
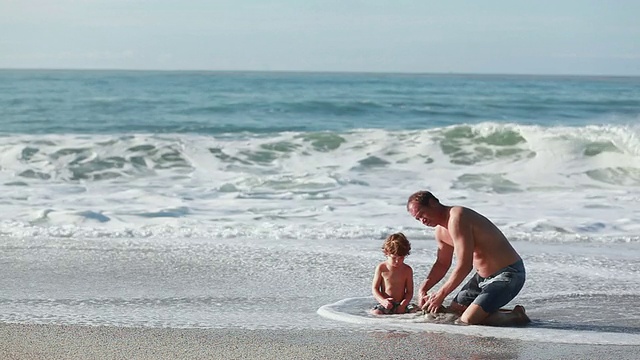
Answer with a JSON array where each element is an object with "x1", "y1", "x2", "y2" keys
[{"x1": 1, "y1": 70, "x2": 639, "y2": 345}]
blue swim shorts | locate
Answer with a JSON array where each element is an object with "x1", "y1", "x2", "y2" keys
[{"x1": 452, "y1": 259, "x2": 526, "y2": 314}]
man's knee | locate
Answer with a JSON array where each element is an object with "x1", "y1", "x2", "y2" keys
[{"x1": 459, "y1": 304, "x2": 489, "y2": 325}]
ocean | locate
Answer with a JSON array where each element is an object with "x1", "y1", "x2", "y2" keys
[{"x1": 1, "y1": 70, "x2": 639, "y2": 345}]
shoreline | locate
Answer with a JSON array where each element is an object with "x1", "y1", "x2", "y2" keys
[{"x1": 1, "y1": 323, "x2": 639, "y2": 360}]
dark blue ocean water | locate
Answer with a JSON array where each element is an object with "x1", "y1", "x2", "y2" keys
[{"x1": 1, "y1": 70, "x2": 639, "y2": 135}]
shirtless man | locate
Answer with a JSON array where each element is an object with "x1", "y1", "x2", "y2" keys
[{"x1": 407, "y1": 191, "x2": 530, "y2": 326}]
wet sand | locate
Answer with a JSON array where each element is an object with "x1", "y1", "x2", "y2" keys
[{"x1": 1, "y1": 323, "x2": 639, "y2": 360}]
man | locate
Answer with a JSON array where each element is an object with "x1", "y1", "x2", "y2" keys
[{"x1": 407, "y1": 190, "x2": 530, "y2": 326}]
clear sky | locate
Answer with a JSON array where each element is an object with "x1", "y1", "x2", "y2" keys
[{"x1": 1, "y1": 0, "x2": 639, "y2": 75}]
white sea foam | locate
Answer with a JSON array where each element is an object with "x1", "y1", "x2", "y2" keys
[
  {"x1": 0, "y1": 123, "x2": 639, "y2": 240},
  {"x1": 317, "y1": 297, "x2": 640, "y2": 345}
]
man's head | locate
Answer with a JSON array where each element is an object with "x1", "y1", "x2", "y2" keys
[{"x1": 407, "y1": 190, "x2": 441, "y2": 227}]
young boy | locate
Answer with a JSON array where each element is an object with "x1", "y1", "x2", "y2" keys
[{"x1": 371, "y1": 233, "x2": 418, "y2": 315}]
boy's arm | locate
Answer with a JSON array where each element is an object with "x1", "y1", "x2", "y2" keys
[
  {"x1": 397, "y1": 266, "x2": 414, "y2": 313},
  {"x1": 371, "y1": 264, "x2": 392, "y2": 308}
]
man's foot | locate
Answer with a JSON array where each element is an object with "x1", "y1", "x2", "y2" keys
[{"x1": 512, "y1": 305, "x2": 531, "y2": 325}]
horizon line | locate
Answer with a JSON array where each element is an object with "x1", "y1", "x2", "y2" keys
[{"x1": 1, "y1": 67, "x2": 639, "y2": 79}]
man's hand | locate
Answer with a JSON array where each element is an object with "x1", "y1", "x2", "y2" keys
[
  {"x1": 417, "y1": 293, "x2": 428, "y2": 309},
  {"x1": 426, "y1": 289, "x2": 446, "y2": 314}
]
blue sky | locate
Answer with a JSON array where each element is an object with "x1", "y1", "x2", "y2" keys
[{"x1": 1, "y1": 0, "x2": 639, "y2": 75}]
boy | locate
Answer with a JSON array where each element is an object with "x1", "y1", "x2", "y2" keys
[{"x1": 371, "y1": 233, "x2": 418, "y2": 315}]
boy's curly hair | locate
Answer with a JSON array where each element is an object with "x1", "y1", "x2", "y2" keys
[{"x1": 382, "y1": 232, "x2": 411, "y2": 257}]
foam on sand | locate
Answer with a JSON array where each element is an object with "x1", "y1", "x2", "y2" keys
[{"x1": 317, "y1": 297, "x2": 640, "y2": 345}]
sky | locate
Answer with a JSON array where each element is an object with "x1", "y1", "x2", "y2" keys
[{"x1": 1, "y1": 0, "x2": 639, "y2": 75}]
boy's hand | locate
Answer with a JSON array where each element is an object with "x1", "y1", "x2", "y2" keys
[
  {"x1": 395, "y1": 304, "x2": 407, "y2": 314},
  {"x1": 383, "y1": 298, "x2": 394, "y2": 309}
]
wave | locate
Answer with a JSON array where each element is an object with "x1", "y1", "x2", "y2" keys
[
  {"x1": 0, "y1": 220, "x2": 638, "y2": 245},
  {"x1": 1, "y1": 123, "x2": 638, "y2": 185},
  {"x1": 1, "y1": 123, "x2": 639, "y2": 239}
]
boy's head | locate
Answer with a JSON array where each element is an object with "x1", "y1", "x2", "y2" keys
[{"x1": 382, "y1": 232, "x2": 411, "y2": 257}]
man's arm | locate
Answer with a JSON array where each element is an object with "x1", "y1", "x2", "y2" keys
[
  {"x1": 418, "y1": 228, "x2": 454, "y2": 307},
  {"x1": 427, "y1": 210, "x2": 474, "y2": 313}
]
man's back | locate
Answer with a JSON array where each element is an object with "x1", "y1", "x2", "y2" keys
[{"x1": 446, "y1": 206, "x2": 521, "y2": 277}]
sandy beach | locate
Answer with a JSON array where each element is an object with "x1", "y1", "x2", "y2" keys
[{"x1": 1, "y1": 323, "x2": 638, "y2": 360}]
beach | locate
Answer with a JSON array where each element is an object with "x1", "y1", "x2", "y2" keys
[{"x1": 2, "y1": 324, "x2": 639, "y2": 360}]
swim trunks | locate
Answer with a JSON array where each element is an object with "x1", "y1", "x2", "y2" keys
[
  {"x1": 452, "y1": 259, "x2": 526, "y2": 313},
  {"x1": 372, "y1": 302, "x2": 417, "y2": 314}
]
